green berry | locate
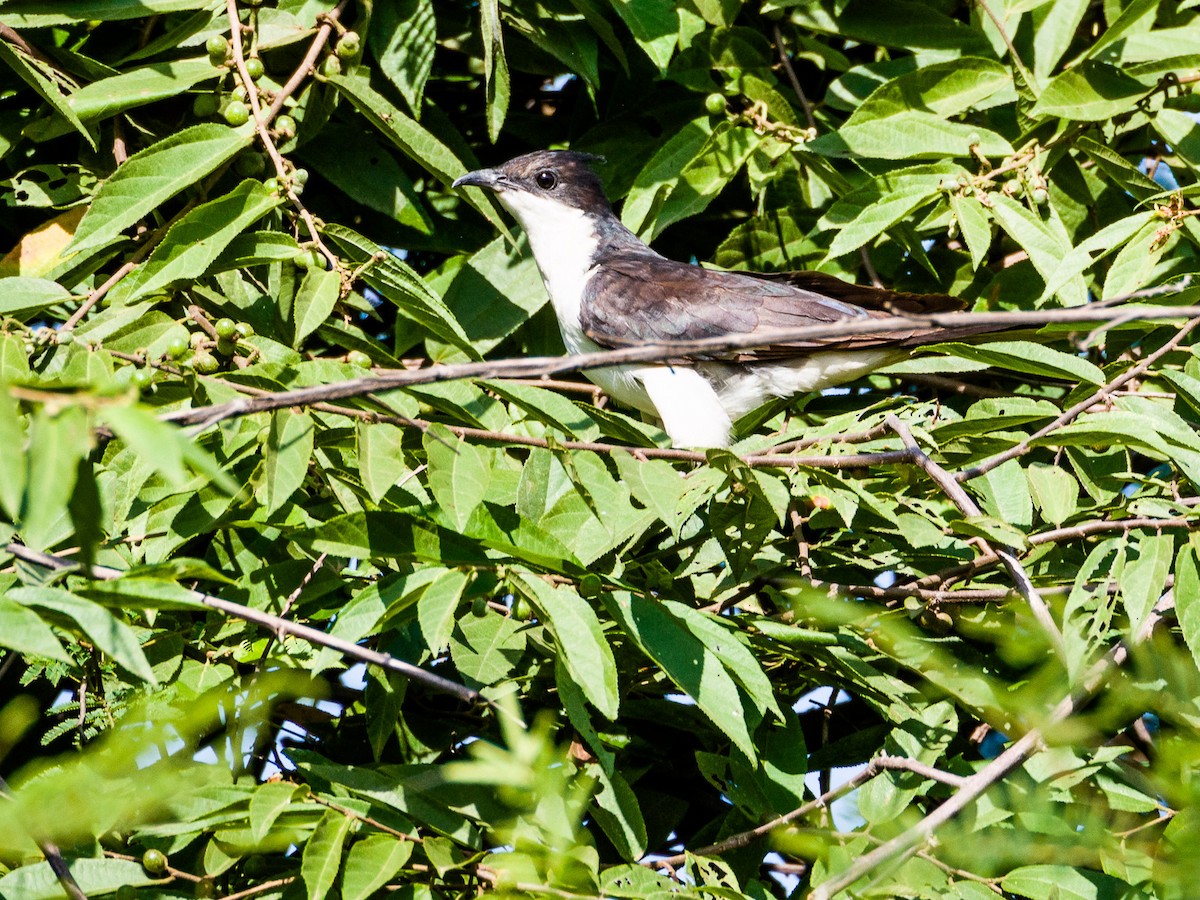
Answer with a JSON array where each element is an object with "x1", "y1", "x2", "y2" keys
[
  {"x1": 336, "y1": 31, "x2": 361, "y2": 59},
  {"x1": 274, "y1": 114, "x2": 297, "y2": 139},
  {"x1": 263, "y1": 177, "x2": 280, "y2": 193},
  {"x1": 56, "y1": 330, "x2": 74, "y2": 346},
  {"x1": 142, "y1": 848, "x2": 168, "y2": 875},
  {"x1": 292, "y1": 167, "x2": 309, "y2": 186},
  {"x1": 115, "y1": 886, "x2": 136, "y2": 900},
  {"x1": 236, "y1": 152, "x2": 267, "y2": 177},
  {"x1": 320, "y1": 55, "x2": 342, "y2": 78},
  {"x1": 189, "y1": 332, "x2": 206, "y2": 349},
  {"x1": 471, "y1": 595, "x2": 489, "y2": 617},
  {"x1": 346, "y1": 350, "x2": 372, "y2": 369},
  {"x1": 705, "y1": 92, "x2": 726, "y2": 116},
  {"x1": 192, "y1": 93, "x2": 220, "y2": 118},
  {"x1": 206, "y1": 35, "x2": 229, "y2": 65},
  {"x1": 235, "y1": 321, "x2": 254, "y2": 339},
  {"x1": 223, "y1": 100, "x2": 249, "y2": 126},
  {"x1": 216, "y1": 336, "x2": 236, "y2": 356},
  {"x1": 132, "y1": 368, "x2": 154, "y2": 388},
  {"x1": 1031, "y1": 187, "x2": 1049, "y2": 206},
  {"x1": 579, "y1": 573, "x2": 602, "y2": 598},
  {"x1": 512, "y1": 596, "x2": 533, "y2": 620},
  {"x1": 166, "y1": 336, "x2": 189, "y2": 359},
  {"x1": 191, "y1": 351, "x2": 220, "y2": 375},
  {"x1": 214, "y1": 318, "x2": 237, "y2": 339},
  {"x1": 245, "y1": 57, "x2": 265, "y2": 80}
]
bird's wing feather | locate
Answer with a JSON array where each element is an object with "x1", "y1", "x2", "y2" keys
[{"x1": 580, "y1": 254, "x2": 978, "y2": 360}]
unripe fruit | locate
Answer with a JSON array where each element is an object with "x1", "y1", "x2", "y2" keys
[
  {"x1": 216, "y1": 336, "x2": 236, "y2": 356},
  {"x1": 235, "y1": 321, "x2": 254, "y2": 339},
  {"x1": 189, "y1": 332, "x2": 206, "y2": 349},
  {"x1": 336, "y1": 31, "x2": 361, "y2": 59},
  {"x1": 132, "y1": 368, "x2": 154, "y2": 388},
  {"x1": 245, "y1": 57, "x2": 265, "y2": 80},
  {"x1": 223, "y1": 100, "x2": 249, "y2": 126},
  {"x1": 512, "y1": 596, "x2": 533, "y2": 620},
  {"x1": 705, "y1": 92, "x2": 726, "y2": 115},
  {"x1": 166, "y1": 336, "x2": 189, "y2": 359},
  {"x1": 142, "y1": 849, "x2": 168, "y2": 874},
  {"x1": 214, "y1": 318, "x2": 238, "y2": 339},
  {"x1": 320, "y1": 55, "x2": 342, "y2": 78},
  {"x1": 263, "y1": 177, "x2": 280, "y2": 193},
  {"x1": 192, "y1": 93, "x2": 220, "y2": 118},
  {"x1": 275, "y1": 114, "x2": 297, "y2": 139},
  {"x1": 191, "y1": 351, "x2": 220, "y2": 374},
  {"x1": 206, "y1": 35, "x2": 228, "y2": 65},
  {"x1": 1031, "y1": 187, "x2": 1049, "y2": 206},
  {"x1": 347, "y1": 350, "x2": 372, "y2": 369},
  {"x1": 56, "y1": 330, "x2": 74, "y2": 346},
  {"x1": 472, "y1": 595, "x2": 489, "y2": 617},
  {"x1": 292, "y1": 167, "x2": 309, "y2": 185}
]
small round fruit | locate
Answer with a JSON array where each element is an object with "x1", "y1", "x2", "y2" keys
[
  {"x1": 206, "y1": 35, "x2": 229, "y2": 64},
  {"x1": 189, "y1": 331, "x2": 206, "y2": 349},
  {"x1": 512, "y1": 596, "x2": 533, "y2": 621},
  {"x1": 236, "y1": 152, "x2": 267, "y2": 176},
  {"x1": 214, "y1": 318, "x2": 237, "y2": 339},
  {"x1": 235, "y1": 321, "x2": 254, "y2": 339},
  {"x1": 115, "y1": 886, "x2": 137, "y2": 900},
  {"x1": 194, "y1": 879, "x2": 216, "y2": 899},
  {"x1": 336, "y1": 31, "x2": 361, "y2": 59},
  {"x1": 292, "y1": 167, "x2": 309, "y2": 186},
  {"x1": 166, "y1": 336, "x2": 189, "y2": 359},
  {"x1": 705, "y1": 92, "x2": 726, "y2": 115},
  {"x1": 472, "y1": 595, "x2": 489, "y2": 617},
  {"x1": 1031, "y1": 187, "x2": 1049, "y2": 206},
  {"x1": 216, "y1": 336, "x2": 236, "y2": 356},
  {"x1": 142, "y1": 848, "x2": 168, "y2": 875},
  {"x1": 346, "y1": 350, "x2": 372, "y2": 369},
  {"x1": 192, "y1": 93, "x2": 220, "y2": 118},
  {"x1": 245, "y1": 57, "x2": 265, "y2": 80},
  {"x1": 132, "y1": 368, "x2": 154, "y2": 388},
  {"x1": 223, "y1": 100, "x2": 249, "y2": 126},
  {"x1": 274, "y1": 114, "x2": 297, "y2": 139},
  {"x1": 56, "y1": 330, "x2": 74, "y2": 346},
  {"x1": 263, "y1": 177, "x2": 280, "y2": 193},
  {"x1": 320, "y1": 55, "x2": 342, "y2": 78},
  {"x1": 191, "y1": 351, "x2": 220, "y2": 374}
]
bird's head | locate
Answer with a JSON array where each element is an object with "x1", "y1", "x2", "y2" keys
[{"x1": 453, "y1": 150, "x2": 612, "y2": 231}]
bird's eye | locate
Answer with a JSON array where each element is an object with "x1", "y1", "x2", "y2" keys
[{"x1": 534, "y1": 170, "x2": 558, "y2": 190}]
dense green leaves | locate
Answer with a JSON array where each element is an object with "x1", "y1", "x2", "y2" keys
[{"x1": 2, "y1": 2, "x2": 1200, "y2": 900}]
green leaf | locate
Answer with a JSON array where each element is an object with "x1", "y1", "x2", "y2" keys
[
  {"x1": 975, "y1": 459, "x2": 1033, "y2": 529},
  {"x1": 1026, "y1": 462, "x2": 1078, "y2": 526},
  {"x1": 1120, "y1": 533, "x2": 1172, "y2": 636},
  {"x1": 301, "y1": 809, "x2": 353, "y2": 900},
  {"x1": 606, "y1": 591, "x2": 758, "y2": 758},
  {"x1": 67, "y1": 123, "x2": 253, "y2": 260},
  {"x1": 292, "y1": 267, "x2": 342, "y2": 347},
  {"x1": 989, "y1": 194, "x2": 1086, "y2": 306},
  {"x1": 11, "y1": 586, "x2": 156, "y2": 683},
  {"x1": 587, "y1": 765, "x2": 648, "y2": 861},
  {"x1": 517, "y1": 575, "x2": 619, "y2": 719},
  {"x1": 0, "y1": 859, "x2": 158, "y2": 900},
  {"x1": 1000, "y1": 864, "x2": 1129, "y2": 899},
  {"x1": 637, "y1": 122, "x2": 761, "y2": 240},
  {"x1": 1031, "y1": 61, "x2": 1150, "y2": 120},
  {"x1": 417, "y1": 568, "x2": 470, "y2": 654},
  {"x1": 369, "y1": 0, "x2": 436, "y2": 114},
  {"x1": 358, "y1": 421, "x2": 409, "y2": 505},
  {"x1": 100, "y1": 403, "x2": 238, "y2": 495},
  {"x1": 1032, "y1": 0, "x2": 1089, "y2": 79},
  {"x1": 0, "y1": 276, "x2": 72, "y2": 320},
  {"x1": 258, "y1": 410, "x2": 315, "y2": 515},
  {"x1": 300, "y1": 511, "x2": 490, "y2": 566},
  {"x1": 606, "y1": 0, "x2": 677, "y2": 70},
  {"x1": 1175, "y1": 538, "x2": 1200, "y2": 670},
  {"x1": 20, "y1": 405, "x2": 89, "y2": 552},
  {"x1": 0, "y1": 0, "x2": 216, "y2": 25},
  {"x1": 424, "y1": 425, "x2": 494, "y2": 533},
  {"x1": 449, "y1": 612, "x2": 528, "y2": 685},
  {"x1": 325, "y1": 224, "x2": 476, "y2": 356},
  {"x1": 930, "y1": 340, "x2": 1105, "y2": 385},
  {"x1": 621, "y1": 118, "x2": 714, "y2": 236},
  {"x1": 341, "y1": 834, "x2": 414, "y2": 900},
  {"x1": 0, "y1": 595, "x2": 70, "y2": 662},
  {"x1": 1101, "y1": 219, "x2": 1169, "y2": 301},
  {"x1": 480, "y1": 0, "x2": 510, "y2": 142},
  {"x1": 0, "y1": 41, "x2": 94, "y2": 149},
  {"x1": 249, "y1": 781, "x2": 299, "y2": 844},
  {"x1": 110, "y1": 179, "x2": 281, "y2": 304},
  {"x1": 820, "y1": 164, "x2": 959, "y2": 260},
  {"x1": 949, "y1": 194, "x2": 992, "y2": 270}
]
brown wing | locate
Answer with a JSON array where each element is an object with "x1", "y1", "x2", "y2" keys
[{"x1": 580, "y1": 254, "x2": 985, "y2": 361}]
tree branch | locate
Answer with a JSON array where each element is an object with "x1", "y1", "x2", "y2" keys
[
  {"x1": 3, "y1": 543, "x2": 481, "y2": 705},
  {"x1": 160, "y1": 304, "x2": 1200, "y2": 430}
]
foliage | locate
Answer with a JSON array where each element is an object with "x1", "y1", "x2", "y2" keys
[{"x1": 1, "y1": 1, "x2": 1200, "y2": 899}]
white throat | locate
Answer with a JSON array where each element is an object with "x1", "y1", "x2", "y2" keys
[{"x1": 496, "y1": 190, "x2": 600, "y2": 354}]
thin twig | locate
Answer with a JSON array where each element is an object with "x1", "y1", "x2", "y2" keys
[
  {"x1": 266, "y1": 1, "x2": 348, "y2": 120},
  {"x1": 885, "y1": 415, "x2": 1066, "y2": 661},
  {"x1": 959, "y1": 317, "x2": 1200, "y2": 481},
  {"x1": 770, "y1": 22, "x2": 816, "y2": 129},
  {"x1": 809, "y1": 595, "x2": 1172, "y2": 899},
  {"x1": 256, "y1": 552, "x2": 327, "y2": 665},
  {"x1": 4, "y1": 543, "x2": 481, "y2": 705}
]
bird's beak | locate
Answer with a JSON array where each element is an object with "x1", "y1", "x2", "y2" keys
[{"x1": 452, "y1": 168, "x2": 503, "y2": 191}]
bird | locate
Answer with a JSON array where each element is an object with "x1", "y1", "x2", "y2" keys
[{"x1": 453, "y1": 150, "x2": 982, "y2": 449}]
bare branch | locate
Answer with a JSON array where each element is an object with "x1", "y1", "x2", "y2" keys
[
  {"x1": 161, "y1": 304, "x2": 1200, "y2": 431},
  {"x1": 4, "y1": 543, "x2": 481, "y2": 705},
  {"x1": 885, "y1": 415, "x2": 1066, "y2": 660}
]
